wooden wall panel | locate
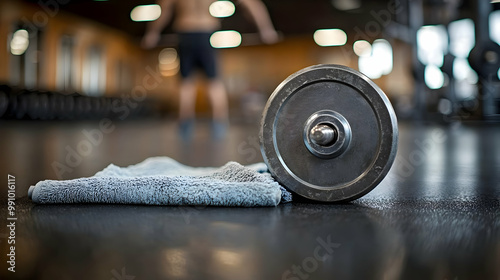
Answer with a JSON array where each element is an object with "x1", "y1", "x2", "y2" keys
[{"x1": 0, "y1": 0, "x2": 413, "y2": 111}]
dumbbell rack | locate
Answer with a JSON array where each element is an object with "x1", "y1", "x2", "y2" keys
[{"x1": 0, "y1": 85, "x2": 156, "y2": 120}]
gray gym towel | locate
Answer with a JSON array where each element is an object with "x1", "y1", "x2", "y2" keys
[{"x1": 29, "y1": 157, "x2": 292, "y2": 207}]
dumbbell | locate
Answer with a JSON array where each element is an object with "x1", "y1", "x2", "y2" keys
[
  {"x1": 38, "y1": 93, "x2": 50, "y2": 120},
  {"x1": 16, "y1": 91, "x2": 29, "y2": 119},
  {"x1": 0, "y1": 90, "x2": 8, "y2": 118},
  {"x1": 62, "y1": 94, "x2": 76, "y2": 120},
  {"x1": 468, "y1": 40, "x2": 500, "y2": 80},
  {"x1": 259, "y1": 64, "x2": 398, "y2": 202},
  {"x1": 47, "y1": 92, "x2": 61, "y2": 120}
]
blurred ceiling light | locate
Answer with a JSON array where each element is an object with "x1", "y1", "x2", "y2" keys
[
  {"x1": 490, "y1": 10, "x2": 500, "y2": 45},
  {"x1": 372, "y1": 39, "x2": 393, "y2": 75},
  {"x1": 417, "y1": 25, "x2": 448, "y2": 66},
  {"x1": 353, "y1": 40, "x2": 371, "y2": 57},
  {"x1": 359, "y1": 56, "x2": 382, "y2": 79},
  {"x1": 130, "y1": 4, "x2": 161, "y2": 22},
  {"x1": 448, "y1": 18, "x2": 475, "y2": 58},
  {"x1": 210, "y1": 30, "x2": 241, "y2": 48},
  {"x1": 158, "y1": 48, "x2": 179, "y2": 76},
  {"x1": 438, "y1": 98, "x2": 452, "y2": 115},
  {"x1": 10, "y1": 29, "x2": 29, "y2": 56},
  {"x1": 453, "y1": 57, "x2": 478, "y2": 84},
  {"x1": 358, "y1": 39, "x2": 393, "y2": 79},
  {"x1": 159, "y1": 48, "x2": 178, "y2": 65},
  {"x1": 424, "y1": 65, "x2": 445, "y2": 89},
  {"x1": 332, "y1": 0, "x2": 361, "y2": 10},
  {"x1": 313, "y1": 29, "x2": 347, "y2": 47},
  {"x1": 455, "y1": 80, "x2": 478, "y2": 100},
  {"x1": 209, "y1": 1, "x2": 236, "y2": 18}
]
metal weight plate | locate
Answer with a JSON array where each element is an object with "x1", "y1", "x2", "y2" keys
[
  {"x1": 468, "y1": 41, "x2": 500, "y2": 80},
  {"x1": 0, "y1": 91, "x2": 8, "y2": 118},
  {"x1": 27, "y1": 92, "x2": 41, "y2": 120},
  {"x1": 38, "y1": 93, "x2": 49, "y2": 120},
  {"x1": 260, "y1": 64, "x2": 398, "y2": 202},
  {"x1": 15, "y1": 93, "x2": 29, "y2": 119}
]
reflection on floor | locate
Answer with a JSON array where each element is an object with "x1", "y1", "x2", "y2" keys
[{"x1": 0, "y1": 119, "x2": 499, "y2": 280}]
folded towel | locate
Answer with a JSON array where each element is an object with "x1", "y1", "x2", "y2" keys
[{"x1": 29, "y1": 157, "x2": 292, "y2": 207}]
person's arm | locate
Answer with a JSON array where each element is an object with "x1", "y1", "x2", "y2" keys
[
  {"x1": 141, "y1": 0, "x2": 176, "y2": 49},
  {"x1": 237, "y1": 0, "x2": 279, "y2": 44}
]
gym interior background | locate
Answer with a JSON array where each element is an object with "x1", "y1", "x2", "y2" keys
[{"x1": 0, "y1": 0, "x2": 499, "y2": 279}]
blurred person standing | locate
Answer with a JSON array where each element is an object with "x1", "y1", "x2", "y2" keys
[{"x1": 142, "y1": 0, "x2": 278, "y2": 140}]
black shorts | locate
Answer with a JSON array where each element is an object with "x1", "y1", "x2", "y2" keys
[{"x1": 178, "y1": 32, "x2": 218, "y2": 79}]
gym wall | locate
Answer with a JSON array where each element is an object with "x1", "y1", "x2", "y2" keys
[{"x1": 0, "y1": 0, "x2": 414, "y2": 118}]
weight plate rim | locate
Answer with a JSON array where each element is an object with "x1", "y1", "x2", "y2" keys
[{"x1": 260, "y1": 64, "x2": 398, "y2": 202}]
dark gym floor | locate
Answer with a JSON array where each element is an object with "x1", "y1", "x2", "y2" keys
[{"x1": 0, "y1": 119, "x2": 499, "y2": 280}]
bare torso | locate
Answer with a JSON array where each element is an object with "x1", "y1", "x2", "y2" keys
[{"x1": 172, "y1": 0, "x2": 220, "y2": 32}]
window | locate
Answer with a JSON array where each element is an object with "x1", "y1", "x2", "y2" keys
[
  {"x1": 82, "y1": 45, "x2": 106, "y2": 96},
  {"x1": 56, "y1": 35, "x2": 75, "y2": 92}
]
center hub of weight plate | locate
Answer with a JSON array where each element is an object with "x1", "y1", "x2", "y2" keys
[
  {"x1": 260, "y1": 64, "x2": 398, "y2": 202},
  {"x1": 303, "y1": 110, "x2": 352, "y2": 159}
]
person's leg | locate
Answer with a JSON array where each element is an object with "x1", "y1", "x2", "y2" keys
[
  {"x1": 177, "y1": 33, "x2": 198, "y2": 141},
  {"x1": 207, "y1": 78, "x2": 228, "y2": 122},
  {"x1": 177, "y1": 77, "x2": 197, "y2": 141},
  {"x1": 179, "y1": 77, "x2": 197, "y2": 120},
  {"x1": 206, "y1": 78, "x2": 228, "y2": 140},
  {"x1": 196, "y1": 33, "x2": 229, "y2": 139}
]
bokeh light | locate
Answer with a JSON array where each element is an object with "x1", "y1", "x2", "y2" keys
[
  {"x1": 10, "y1": 29, "x2": 29, "y2": 55},
  {"x1": 210, "y1": 30, "x2": 242, "y2": 48},
  {"x1": 209, "y1": 1, "x2": 236, "y2": 18},
  {"x1": 313, "y1": 29, "x2": 347, "y2": 47},
  {"x1": 130, "y1": 4, "x2": 161, "y2": 22}
]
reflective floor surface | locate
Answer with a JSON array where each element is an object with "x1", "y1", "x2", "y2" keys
[{"x1": 0, "y1": 119, "x2": 499, "y2": 279}]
